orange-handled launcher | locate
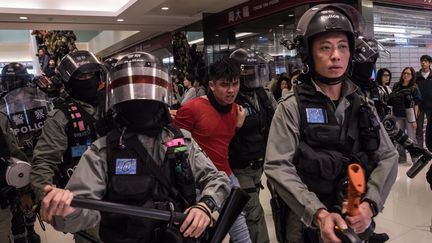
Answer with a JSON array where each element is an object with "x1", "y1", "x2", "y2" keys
[
  {"x1": 334, "y1": 164, "x2": 367, "y2": 243},
  {"x1": 346, "y1": 163, "x2": 365, "y2": 216},
  {"x1": 336, "y1": 163, "x2": 377, "y2": 243}
]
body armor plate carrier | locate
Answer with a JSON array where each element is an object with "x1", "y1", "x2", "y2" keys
[
  {"x1": 55, "y1": 100, "x2": 97, "y2": 188},
  {"x1": 101, "y1": 125, "x2": 198, "y2": 243}
]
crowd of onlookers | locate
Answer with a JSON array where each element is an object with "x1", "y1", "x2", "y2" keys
[
  {"x1": 37, "y1": 48, "x2": 57, "y2": 78},
  {"x1": 367, "y1": 55, "x2": 432, "y2": 163}
]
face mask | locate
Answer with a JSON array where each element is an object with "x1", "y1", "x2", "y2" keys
[
  {"x1": 207, "y1": 89, "x2": 232, "y2": 114},
  {"x1": 115, "y1": 100, "x2": 171, "y2": 137},
  {"x1": 67, "y1": 75, "x2": 100, "y2": 105}
]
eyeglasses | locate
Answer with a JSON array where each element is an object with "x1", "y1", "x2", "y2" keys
[{"x1": 402, "y1": 72, "x2": 412, "y2": 76}]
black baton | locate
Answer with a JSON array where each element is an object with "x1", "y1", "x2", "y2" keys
[{"x1": 71, "y1": 198, "x2": 186, "y2": 223}]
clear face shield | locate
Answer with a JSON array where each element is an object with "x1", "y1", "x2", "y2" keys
[
  {"x1": 107, "y1": 55, "x2": 172, "y2": 111},
  {"x1": 1, "y1": 87, "x2": 50, "y2": 152},
  {"x1": 240, "y1": 63, "x2": 270, "y2": 89},
  {"x1": 58, "y1": 50, "x2": 104, "y2": 83},
  {"x1": 0, "y1": 75, "x2": 32, "y2": 95}
]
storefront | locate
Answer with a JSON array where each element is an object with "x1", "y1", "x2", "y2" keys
[
  {"x1": 373, "y1": 1, "x2": 432, "y2": 82},
  {"x1": 201, "y1": 0, "x2": 432, "y2": 82},
  {"x1": 201, "y1": 0, "x2": 358, "y2": 79},
  {"x1": 105, "y1": 0, "x2": 432, "y2": 84}
]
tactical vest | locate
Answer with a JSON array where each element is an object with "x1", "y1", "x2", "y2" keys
[
  {"x1": 55, "y1": 100, "x2": 97, "y2": 188},
  {"x1": 229, "y1": 87, "x2": 275, "y2": 168},
  {"x1": 293, "y1": 82, "x2": 380, "y2": 208},
  {"x1": 100, "y1": 126, "x2": 197, "y2": 243}
]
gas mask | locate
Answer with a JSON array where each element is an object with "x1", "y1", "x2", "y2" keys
[
  {"x1": 66, "y1": 72, "x2": 100, "y2": 105},
  {"x1": 114, "y1": 100, "x2": 171, "y2": 137}
]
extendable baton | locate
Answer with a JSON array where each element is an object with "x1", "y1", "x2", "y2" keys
[{"x1": 71, "y1": 197, "x2": 186, "y2": 223}]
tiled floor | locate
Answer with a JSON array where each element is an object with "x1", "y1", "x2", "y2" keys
[{"x1": 35, "y1": 163, "x2": 432, "y2": 242}]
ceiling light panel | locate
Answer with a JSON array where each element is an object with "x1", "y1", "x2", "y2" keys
[{"x1": 0, "y1": 0, "x2": 136, "y2": 16}]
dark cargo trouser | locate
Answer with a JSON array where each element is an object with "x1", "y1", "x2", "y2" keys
[{"x1": 232, "y1": 166, "x2": 269, "y2": 243}]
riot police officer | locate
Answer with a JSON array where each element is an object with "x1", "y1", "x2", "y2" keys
[
  {"x1": 0, "y1": 63, "x2": 42, "y2": 243},
  {"x1": 228, "y1": 48, "x2": 276, "y2": 243},
  {"x1": 264, "y1": 4, "x2": 398, "y2": 243},
  {"x1": 1, "y1": 62, "x2": 50, "y2": 157},
  {"x1": 0, "y1": 110, "x2": 35, "y2": 243},
  {"x1": 31, "y1": 50, "x2": 106, "y2": 242},
  {"x1": 0, "y1": 112, "x2": 28, "y2": 243},
  {"x1": 39, "y1": 52, "x2": 230, "y2": 243},
  {"x1": 0, "y1": 63, "x2": 33, "y2": 98}
]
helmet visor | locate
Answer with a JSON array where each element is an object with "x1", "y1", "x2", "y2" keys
[
  {"x1": 0, "y1": 75, "x2": 32, "y2": 93},
  {"x1": 58, "y1": 51, "x2": 104, "y2": 83},
  {"x1": 107, "y1": 59, "x2": 171, "y2": 109},
  {"x1": 240, "y1": 64, "x2": 269, "y2": 89},
  {"x1": 354, "y1": 38, "x2": 379, "y2": 63}
]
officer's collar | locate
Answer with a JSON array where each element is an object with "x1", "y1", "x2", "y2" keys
[
  {"x1": 133, "y1": 126, "x2": 182, "y2": 145},
  {"x1": 310, "y1": 78, "x2": 358, "y2": 100}
]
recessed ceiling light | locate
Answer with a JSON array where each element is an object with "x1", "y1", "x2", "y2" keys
[
  {"x1": 19, "y1": 16, "x2": 28, "y2": 20},
  {"x1": 161, "y1": 7, "x2": 169, "y2": 10},
  {"x1": 117, "y1": 18, "x2": 124, "y2": 22},
  {"x1": 241, "y1": 40, "x2": 244, "y2": 42},
  {"x1": 288, "y1": 14, "x2": 294, "y2": 17},
  {"x1": 215, "y1": 34, "x2": 219, "y2": 37},
  {"x1": 279, "y1": 24, "x2": 284, "y2": 27}
]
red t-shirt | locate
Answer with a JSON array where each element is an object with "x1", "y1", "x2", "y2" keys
[{"x1": 174, "y1": 97, "x2": 237, "y2": 176}]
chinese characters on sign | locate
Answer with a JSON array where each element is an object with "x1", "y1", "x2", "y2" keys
[
  {"x1": 228, "y1": 6, "x2": 250, "y2": 23},
  {"x1": 227, "y1": 0, "x2": 280, "y2": 24}
]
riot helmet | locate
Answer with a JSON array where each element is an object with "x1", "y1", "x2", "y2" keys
[
  {"x1": 295, "y1": 4, "x2": 363, "y2": 63},
  {"x1": 351, "y1": 37, "x2": 380, "y2": 90},
  {"x1": 57, "y1": 50, "x2": 105, "y2": 104},
  {"x1": 57, "y1": 50, "x2": 104, "y2": 83},
  {"x1": 229, "y1": 48, "x2": 270, "y2": 89},
  {"x1": 103, "y1": 57, "x2": 118, "y2": 71},
  {"x1": 0, "y1": 63, "x2": 32, "y2": 95},
  {"x1": 289, "y1": 4, "x2": 364, "y2": 84},
  {"x1": 107, "y1": 52, "x2": 171, "y2": 135}
]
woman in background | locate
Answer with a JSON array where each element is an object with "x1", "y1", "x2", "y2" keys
[{"x1": 388, "y1": 67, "x2": 422, "y2": 163}]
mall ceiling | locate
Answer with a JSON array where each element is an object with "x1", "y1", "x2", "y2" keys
[{"x1": 0, "y1": 0, "x2": 248, "y2": 54}]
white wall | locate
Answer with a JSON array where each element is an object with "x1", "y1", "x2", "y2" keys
[
  {"x1": 0, "y1": 29, "x2": 137, "y2": 62},
  {"x1": 0, "y1": 43, "x2": 33, "y2": 62},
  {"x1": 0, "y1": 42, "x2": 89, "y2": 63},
  {"x1": 87, "y1": 30, "x2": 139, "y2": 54}
]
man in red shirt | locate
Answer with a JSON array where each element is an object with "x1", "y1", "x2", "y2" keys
[{"x1": 174, "y1": 57, "x2": 250, "y2": 242}]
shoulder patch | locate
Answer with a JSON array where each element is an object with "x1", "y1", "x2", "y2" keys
[
  {"x1": 179, "y1": 128, "x2": 192, "y2": 142},
  {"x1": 48, "y1": 108, "x2": 66, "y2": 119},
  {"x1": 278, "y1": 93, "x2": 295, "y2": 103},
  {"x1": 90, "y1": 136, "x2": 107, "y2": 152}
]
